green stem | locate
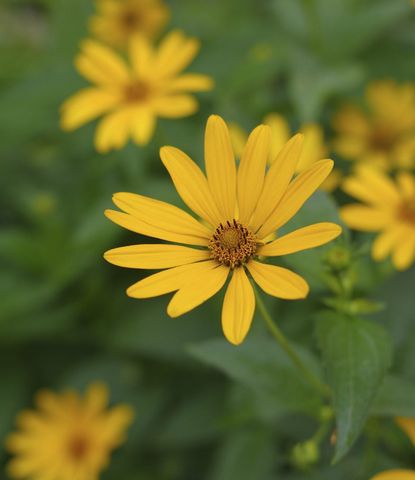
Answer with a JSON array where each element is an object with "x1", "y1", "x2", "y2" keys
[{"x1": 254, "y1": 288, "x2": 330, "y2": 398}]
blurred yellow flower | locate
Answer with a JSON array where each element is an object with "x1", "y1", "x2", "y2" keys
[
  {"x1": 60, "y1": 31, "x2": 214, "y2": 153},
  {"x1": 6, "y1": 383, "x2": 134, "y2": 480},
  {"x1": 104, "y1": 115, "x2": 341, "y2": 345},
  {"x1": 341, "y1": 167, "x2": 415, "y2": 270},
  {"x1": 90, "y1": 0, "x2": 170, "y2": 48},
  {"x1": 370, "y1": 417, "x2": 415, "y2": 480},
  {"x1": 333, "y1": 80, "x2": 415, "y2": 170},
  {"x1": 229, "y1": 113, "x2": 340, "y2": 192}
]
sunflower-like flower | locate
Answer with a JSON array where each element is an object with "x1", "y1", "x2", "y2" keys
[
  {"x1": 90, "y1": 0, "x2": 170, "y2": 48},
  {"x1": 6, "y1": 383, "x2": 134, "y2": 480},
  {"x1": 333, "y1": 80, "x2": 415, "y2": 170},
  {"x1": 341, "y1": 167, "x2": 415, "y2": 270},
  {"x1": 370, "y1": 417, "x2": 415, "y2": 480},
  {"x1": 60, "y1": 31, "x2": 213, "y2": 152},
  {"x1": 104, "y1": 115, "x2": 342, "y2": 345},
  {"x1": 229, "y1": 113, "x2": 340, "y2": 192}
]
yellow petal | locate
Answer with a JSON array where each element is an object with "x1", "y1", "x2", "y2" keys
[
  {"x1": 60, "y1": 88, "x2": 120, "y2": 131},
  {"x1": 104, "y1": 244, "x2": 210, "y2": 269},
  {"x1": 340, "y1": 205, "x2": 391, "y2": 231},
  {"x1": 155, "y1": 30, "x2": 200, "y2": 78},
  {"x1": 371, "y1": 226, "x2": 404, "y2": 261},
  {"x1": 130, "y1": 107, "x2": 156, "y2": 145},
  {"x1": 263, "y1": 113, "x2": 291, "y2": 162},
  {"x1": 250, "y1": 134, "x2": 303, "y2": 232},
  {"x1": 84, "y1": 383, "x2": 109, "y2": 414},
  {"x1": 77, "y1": 39, "x2": 131, "y2": 84},
  {"x1": 167, "y1": 265, "x2": 229, "y2": 317},
  {"x1": 229, "y1": 122, "x2": 248, "y2": 159},
  {"x1": 34, "y1": 390, "x2": 65, "y2": 417},
  {"x1": 259, "y1": 223, "x2": 342, "y2": 256},
  {"x1": 127, "y1": 260, "x2": 218, "y2": 298},
  {"x1": 343, "y1": 166, "x2": 401, "y2": 207},
  {"x1": 247, "y1": 260, "x2": 309, "y2": 299},
  {"x1": 397, "y1": 171, "x2": 415, "y2": 199},
  {"x1": 95, "y1": 108, "x2": 132, "y2": 153},
  {"x1": 221, "y1": 267, "x2": 255, "y2": 345},
  {"x1": 160, "y1": 146, "x2": 222, "y2": 227},
  {"x1": 237, "y1": 125, "x2": 271, "y2": 224},
  {"x1": 165, "y1": 73, "x2": 214, "y2": 92},
  {"x1": 112, "y1": 192, "x2": 211, "y2": 244},
  {"x1": 396, "y1": 417, "x2": 415, "y2": 446},
  {"x1": 297, "y1": 123, "x2": 328, "y2": 171},
  {"x1": 204, "y1": 115, "x2": 237, "y2": 220},
  {"x1": 129, "y1": 33, "x2": 154, "y2": 79},
  {"x1": 256, "y1": 159, "x2": 333, "y2": 239},
  {"x1": 370, "y1": 471, "x2": 415, "y2": 480},
  {"x1": 152, "y1": 94, "x2": 198, "y2": 118},
  {"x1": 392, "y1": 230, "x2": 415, "y2": 270}
]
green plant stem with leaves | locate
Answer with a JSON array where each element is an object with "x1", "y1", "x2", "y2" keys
[{"x1": 253, "y1": 287, "x2": 331, "y2": 399}]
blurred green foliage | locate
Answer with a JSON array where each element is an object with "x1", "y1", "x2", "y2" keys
[{"x1": 1, "y1": 0, "x2": 415, "y2": 479}]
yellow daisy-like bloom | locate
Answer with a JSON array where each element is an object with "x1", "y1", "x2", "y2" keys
[
  {"x1": 90, "y1": 0, "x2": 170, "y2": 48},
  {"x1": 60, "y1": 31, "x2": 214, "y2": 153},
  {"x1": 370, "y1": 417, "x2": 415, "y2": 480},
  {"x1": 229, "y1": 113, "x2": 340, "y2": 192},
  {"x1": 333, "y1": 80, "x2": 415, "y2": 170},
  {"x1": 104, "y1": 115, "x2": 342, "y2": 345},
  {"x1": 341, "y1": 167, "x2": 415, "y2": 270},
  {"x1": 6, "y1": 383, "x2": 134, "y2": 480}
]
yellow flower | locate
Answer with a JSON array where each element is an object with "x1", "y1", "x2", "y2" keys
[
  {"x1": 90, "y1": 0, "x2": 170, "y2": 48},
  {"x1": 104, "y1": 115, "x2": 342, "y2": 345},
  {"x1": 60, "y1": 30, "x2": 214, "y2": 153},
  {"x1": 229, "y1": 113, "x2": 340, "y2": 192},
  {"x1": 370, "y1": 417, "x2": 415, "y2": 480},
  {"x1": 333, "y1": 80, "x2": 415, "y2": 170},
  {"x1": 6, "y1": 383, "x2": 134, "y2": 480},
  {"x1": 341, "y1": 167, "x2": 415, "y2": 270}
]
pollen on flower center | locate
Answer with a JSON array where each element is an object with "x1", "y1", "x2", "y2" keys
[
  {"x1": 124, "y1": 81, "x2": 150, "y2": 103},
  {"x1": 208, "y1": 219, "x2": 257, "y2": 268},
  {"x1": 68, "y1": 434, "x2": 90, "y2": 461}
]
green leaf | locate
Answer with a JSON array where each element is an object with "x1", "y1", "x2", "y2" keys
[
  {"x1": 189, "y1": 336, "x2": 322, "y2": 417},
  {"x1": 316, "y1": 311, "x2": 393, "y2": 462},
  {"x1": 372, "y1": 375, "x2": 415, "y2": 418}
]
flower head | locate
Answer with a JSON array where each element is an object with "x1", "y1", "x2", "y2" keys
[
  {"x1": 6, "y1": 383, "x2": 134, "y2": 480},
  {"x1": 333, "y1": 80, "x2": 415, "y2": 170},
  {"x1": 90, "y1": 0, "x2": 170, "y2": 48},
  {"x1": 104, "y1": 115, "x2": 341, "y2": 345},
  {"x1": 229, "y1": 113, "x2": 340, "y2": 192},
  {"x1": 341, "y1": 167, "x2": 415, "y2": 270},
  {"x1": 60, "y1": 30, "x2": 214, "y2": 152},
  {"x1": 370, "y1": 417, "x2": 415, "y2": 480}
]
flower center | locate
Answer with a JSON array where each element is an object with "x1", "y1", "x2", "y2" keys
[
  {"x1": 399, "y1": 200, "x2": 415, "y2": 225},
  {"x1": 370, "y1": 125, "x2": 397, "y2": 152},
  {"x1": 209, "y1": 219, "x2": 257, "y2": 268},
  {"x1": 68, "y1": 434, "x2": 90, "y2": 461},
  {"x1": 124, "y1": 81, "x2": 150, "y2": 103},
  {"x1": 120, "y1": 10, "x2": 141, "y2": 30}
]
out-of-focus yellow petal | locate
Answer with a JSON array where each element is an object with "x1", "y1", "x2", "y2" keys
[
  {"x1": 112, "y1": 191, "x2": 211, "y2": 243},
  {"x1": 263, "y1": 113, "x2": 291, "y2": 162},
  {"x1": 84, "y1": 383, "x2": 109, "y2": 415},
  {"x1": 370, "y1": 471, "x2": 415, "y2": 480},
  {"x1": 320, "y1": 169, "x2": 342, "y2": 192},
  {"x1": 127, "y1": 260, "x2": 217, "y2": 298},
  {"x1": 221, "y1": 267, "x2": 255, "y2": 345},
  {"x1": 165, "y1": 73, "x2": 214, "y2": 92},
  {"x1": 397, "y1": 171, "x2": 415, "y2": 199},
  {"x1": 250, "y1": 134, "x2": 303, "y2": 232},
  {"x1": 229, "y1": 122, "x2": 248, "y2": 159},
  {"x1": 340, "y1": 205, "x2": 391, "y2": 231},
  {"x1": 130, "y1": 107, "x2": 156, "y2": 145},
  {"x1": 129, "y1": 34, "x2": 154, "y2": 79},
  {"x1": 60, "y1": 88, "x2": 120, "y2": 131},
  {"x1": 256, "y1": 159, "x2": 333, "y2": 239},
  {"x1": 237, "y1": 125, "x2": 271, "y2": 224},
  {"x1": 155, "y1": 30, "x2": 200, "y2": 78},
  {"x1": 248, "y1": 261, "x2": 309, "y2": 299},
  {"x1": 332, "y1": 104, "x2": 371, "y2": 137},
  {"x1": 372, "y1": 227, "x2": 404, "y2": 261},
  {"x1": 104, "y1": 244, "x2": 210, "y2": 269},
  {"x1": 297, "y1": 123, "x2": 328, "y2": 171},
  {"x1": 94, "y1": 108, "x2": 133, "y2": 153},
  {"x1": 160, "y1": 146, "x2": 222, "y2": 227},
  {"x1": 151, "y1": 94, "x2": 198, "y2": 117},
  {"x1": 167, "y1": 265, "x2": 229, "y2": 317},
  {"x1": 396, "y1": 417, "x2": 415, "y2": 446},
  {"x1": 259, "y1": 223, "x2": 342, "y2": 256},
  {"x1": 392, "y1": 230, "x2": 415, "y2": 270},
  {"x1": 204, "y1": 115, "x2": 237, "y2": 220}
]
